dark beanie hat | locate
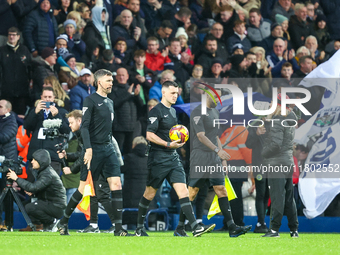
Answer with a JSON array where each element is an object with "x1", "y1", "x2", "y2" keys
[
  {"x1": 41, "y1": 47, "x2": 55, "y2": 59},
  {"x1": 114, "y1": 37, "x2": 127, "y2": 46},
  {"x1": 316, "y1": 14, "x2": 327, "y2": 24},
  {"x1": 63, "y1": 53, "x2": 76, "y2": 63},
  {"x1": 211, "y1": 58, "x2": 223, "y2": 66},
  {"x1": 230, "y1": 54, "x2": 245, "y2": 67},
  {"x1": 39, "y1": 0, "x2": 50, "y2": 4},
  {"x1": 271, "y1": 22, "x2": 280, "y2": 31}
]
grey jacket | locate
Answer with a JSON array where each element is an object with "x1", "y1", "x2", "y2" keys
[
  {"x1": 247, "y1": 19, "x2": 271, "y2": 44},
  {"x1": 261, "y1": 110, "x2": 297, "y2": 167}
]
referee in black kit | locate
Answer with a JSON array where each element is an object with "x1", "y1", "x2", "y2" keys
[
  {"x1": 135, "y1": 80, "x2": 215, "y2": 237},
  {"x1": 174, "y1": 87, "x2": 252, "y2": 237},
  {"x1": 55, "y1": 69, "x2": 131, "y2": 236}
]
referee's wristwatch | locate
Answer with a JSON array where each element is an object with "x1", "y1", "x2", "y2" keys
[
  {"x1": 214, "y1": 147, "x2": 220, "y2": 154},
  {"x1": 166, "y1": 142, "x2": 171, "y2": 149}
]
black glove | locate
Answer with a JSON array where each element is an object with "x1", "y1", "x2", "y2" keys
[{"x1": 73, "y1": 33, "x2": 81, "y2": 44}]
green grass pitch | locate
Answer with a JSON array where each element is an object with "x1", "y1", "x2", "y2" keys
[{"x1": 2, "y1": 231, "x2": 340, "y2": 255}]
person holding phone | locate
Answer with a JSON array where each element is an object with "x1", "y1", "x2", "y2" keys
[{"x1": 23, "y1": 87, "x2": 70, "y2": 176}]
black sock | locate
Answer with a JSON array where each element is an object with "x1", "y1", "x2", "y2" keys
[
  {"x1": 179, "y1": 197, "x2": 198, "y2": 230},
  {"x1": 90, "y1": 196, "x2": 99, "y2": 224},
  {"x1": 111, "y1": 190, "x2": 123, "y2": 231},
  {"x1": 177, "y1": 209, "x2": 186, "y2": 228},
  {"x1": 137, "y1": 196, "x2": 151, "y2": 228},
  {"x1": 218, "y1": 196, "x2": 235, "y2": 228},
  {"x1": 60, "y1": 190, "x2": 82, "y2": 225},
  {"x1": 101, "y1": 199, "x2": 115, "y2": 225}
]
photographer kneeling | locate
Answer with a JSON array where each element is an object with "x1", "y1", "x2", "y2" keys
[{"x1": 6, "y1": 149, "x2": 66, "y2": 231}]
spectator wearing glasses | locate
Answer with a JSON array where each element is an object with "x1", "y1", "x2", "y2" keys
[{"x1": 266, "y1": 38, "x2": 299, "y2": 78}]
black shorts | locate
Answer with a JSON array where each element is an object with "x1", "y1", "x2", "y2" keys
[
  {"x1": 80, "y1": 143, "x2": 121, "y2": 182},
  {"x1": 146, "y1": 149, "x2": 186, "y2": 189},
  {"x1": 189, "y1": 149, "x2": 225, "y2": 188}
]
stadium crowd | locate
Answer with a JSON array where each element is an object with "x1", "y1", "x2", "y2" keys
[{"x1": 1, "y1": 0, "x2": 340, "y2": 232}]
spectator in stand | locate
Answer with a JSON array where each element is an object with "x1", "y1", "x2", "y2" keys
[
  {"x1": 226, "y1": 20, "x2": 252, "y2": 55},
  {"x1": 58, "y1": 53, "x2": 84, "y2": 89},
  {"x1": 43, "y1": 75, "x2": 71, "y2": 111},
  {"x1": 292, "y1": 55, "x2": 323, "y2": 117},
  {"x1": 175, "y1": 28, "x2": 194, "y2": 65},
  {"x1": 271, "y1": 0, "x2": 294, "y2": 22},
  {"x1": 63, "y1": 19, "x2": 86, "y2": 62},
  {"x1": 144, "y1": 37, "x2": 171, "y2": 72},
  {"x1": 109, "y1": 67, "x2": 144, "y2": 155},
  {"x1": 247, "y1": 8, "x2": 271, "y2": 47},
  {"x1": 250, "y1": 46, "x2": 272, "y2": 96},
  {"x1": 141, "y1": 0, "x2": 168, "y2": 31},
  {"x1": 184, "y1": 64, "x2": 203, "y2": 101},
  {"x1": 0, "y1": 0, "x2": 22, "y2": 47},
  {"x1": 222, "y1": 0, "x2": 260, "y2": 19},
  {"x1": 320, "y1": 1, "x2": 340, "y2": 41},
  {"x1": 189, "y1": 0, "x2": 209, "y2": 29},
  {"x1": 232, "y1": 43, "x2": 245, "y2": 55},
  {"x1": 146, "y1": 20, "x2": 173, "y2": 51},
  {"x1": 197, "y1": 35, "x2": 223, "y2": 77},
  {"x1": 0, "y1": 100, "x2": 18, "y2": 228},
  {"x1": 208, "y1": 22, "x2": 229, "y2": 62},
  {"x1": 127, "y1": 0, "x2": 147, "y2": 38},
  {"x1": 167, "y1": 38, "x2": 193, "y2": 87},
  {"x1": 149, "y1": 70, "x2": 184, "y2": 105},
  {"x1": 275, "y1": 14, "x2": 290, "y2": 42},
  {"x1": 82, "y1": 43, "x2": 101, "y2": 70},
  {"x1": 69, "y1": 68, "x2": 95, "y2": 110},
  {"x1": 23, "y1": 87, "x2": 71, "y2": 175},
  {"x1": 55, "y1": 0, "x2": 72, "y2": 25},
  {"x1": 305, "y1": 1, "x2": 316, "y2": 25},
  {"x1": 294, "y1": 46, "x2": 310, "y2": 65},
  {"x1": 82, "y1": 4, "x2": 111, "y2": 54},
  {"x1": 128, "y1": 49, "x2": 158, "y2": 104},
  {"x1": 266, "y1": 38, "x2": 299, "y2": 78},
  {"x1": 112, "y1": 0, "x2": 128, "y2": 22},
  {"x1": 92, "y1": 49, "x2": 118, "y2": 73},
  {"x1": 112, "y1": 37, "x2": 133, "y2": 67},
  {"x1": 169, "y1": 7, "x2": 192, "y2": 36},
  {"x1": 186, "y1": 24, "x2": 201, "y2": 56},
  {"x1": 32, "y1": 47, "x2": 58, "y2": 100},
  {"x1": 111, "y1": 9, "x2": 147, "y2": 51},
  {"x1": 314, "y1": 15, "x2": 330, "y2": 52},
  {"x1": 208, "y1": 58, "x2": 224, "y2": 81},
  {"x1": 75, "y1": 2, "x2": 92, "y2": 23},
  {"x1": 305, "y1": 35, "x2": 325, "y2": 65},
  {"x1": 162, "y1": 0, "x2": 181, "y2": 21},
  {"x1": 288, "y1": 3, "x2": 316, "y2": 51},
  {"x1": 260, "y1": 23, "x2": 284, "y2": 55},
  {"x1": 214, "y1": 5, "x2": 239, "y2": 43},
  {"x1": 23, "y1": 0, "x2": 58, "y2": 57},
  {"x1": 228, "y1": 54, "x2": 255, "y2": 92},
  {"x1": 0, "y1": 27, "x2": 32, "y2": 116}
]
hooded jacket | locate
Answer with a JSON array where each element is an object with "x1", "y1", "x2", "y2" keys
[
  {"x1": 261, "y1": 110, "x2": 297, "y2": 169},
  {"x1": 16, "y1": 149, "x2": 67, "y2": 209}
]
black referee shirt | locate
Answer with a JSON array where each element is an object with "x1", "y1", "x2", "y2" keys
[{"x1": 81, "y1": 93, "x2": 114, "y2": 149}]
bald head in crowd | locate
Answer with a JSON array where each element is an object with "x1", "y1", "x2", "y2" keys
[{"x1": 120, "y1": 9, "x2": 133, "y2": 29}]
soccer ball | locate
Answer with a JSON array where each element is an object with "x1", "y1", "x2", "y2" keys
[{"x1": 169, "y1": 125, "x2": 189, "y2": 143}]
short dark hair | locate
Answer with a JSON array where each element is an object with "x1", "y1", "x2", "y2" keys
[
  {"x1": 94, "y1": 69, "x2": 113, "y2": 87},
  {"x1": 66, "y1": 110, "x2": 83, "y2": 119},
  {"x1": 299, "y1": 55, "x2": 313, "y2": 65},
  {"x1": 103, "y1": 49, "x2": 114, "y2": 61},
  {"x1": 162, "y1": 80, "x2": 178, "y2": 88},
  {"x1": 282, "y1": 62, "x2": 293, "y2": 69},
  {"x1": 170, "y1": 38, "x2": 180, "y2": 45},
  {"x1": 134, "y1": 49, "x2": 146, "y2": 57},
  {"x1": 8, "y1": 27, "x2": 20, "y2": 34},
  {"x1": 234, "y1": 19, "x2": 245, "y2": 27},
  {"x1": 160, "y1": 20, "x2": 174, "y2": 30},
  {"x1": 245, "y1": 51, "x2": 256, "y2": 57},
  {"x1": 42, "y1": 86, "x2": 55, "y2": 96},
  {"x1": 249, "y1": 8, "x2": 261, "y2": 15},
  {"x1": 205, "y1": 34, "x2": 217, "y2": 45},
  {"x1": 176, "y1": 7, "x2": 192, "y2": 18}
]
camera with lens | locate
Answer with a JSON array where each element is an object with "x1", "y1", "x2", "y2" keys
[
  {"x1": 42, "y1": 119, "x2": 68, "y2": 139},
  {"x1": 0, "y1": 155, "x2": 24, "y2": 176}
]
